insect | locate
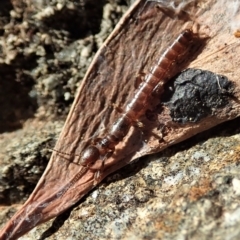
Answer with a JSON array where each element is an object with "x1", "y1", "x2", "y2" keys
[{"x1": 53, "y1": 29, "x2": 202, "y2": 190}]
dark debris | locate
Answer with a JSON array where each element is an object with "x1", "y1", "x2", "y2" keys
[{"x1": 164, "y1": 68, "x2": 234, "y2": 123}]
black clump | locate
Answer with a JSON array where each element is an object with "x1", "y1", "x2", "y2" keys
[{"x1": 164, "y1": 68, "x2": 234, "y2": 123}]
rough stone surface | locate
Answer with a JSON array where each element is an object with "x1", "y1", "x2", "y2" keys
[{"x1": 7, "y1": 118, "x2": 239, "y2": 240}]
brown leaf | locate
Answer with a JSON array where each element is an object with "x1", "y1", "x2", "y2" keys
[{"x1": 0, "y1": 0, "x2": 240, "y2": 239}]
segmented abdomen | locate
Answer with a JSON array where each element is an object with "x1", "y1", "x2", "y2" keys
[
  {"x1": 125, "y1": 29, "x2": 195, "y2": 120},
  {"x1": 73, "y1": 29, "x2": 198, "y2": 180}
]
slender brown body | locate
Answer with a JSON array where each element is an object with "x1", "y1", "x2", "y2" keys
[{"x1": 74, "y1": 29, "x2": 199, "y2": 182}]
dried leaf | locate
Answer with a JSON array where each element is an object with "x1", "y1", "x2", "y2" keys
[{"x1": 0, "y1": 0, "x2": 240, "y2": 239}]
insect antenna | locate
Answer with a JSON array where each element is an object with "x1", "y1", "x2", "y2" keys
[{"x1": 47, "y1": 147, "x2": 81, "y2": 158}]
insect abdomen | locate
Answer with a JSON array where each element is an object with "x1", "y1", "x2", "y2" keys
[{"x1": 75, "y1": 29, "x2": 198, "y2": 182}]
